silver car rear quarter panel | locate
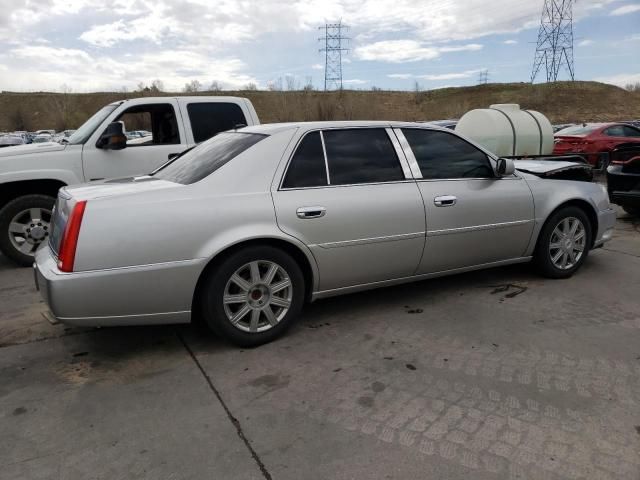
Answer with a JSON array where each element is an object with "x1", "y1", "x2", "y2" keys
[{"x1": 35, "y1": 246, "x2": 197, "y2": 325}]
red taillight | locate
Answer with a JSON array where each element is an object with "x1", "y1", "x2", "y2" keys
[{"x1": 57, "y1": 200, "x2": 87, "y2": 272}]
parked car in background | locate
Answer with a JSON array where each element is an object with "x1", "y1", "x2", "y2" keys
[
  {"x1": 31, "y1": 134, "x2": 53, "y2": 143},
  {"x1": 553, "y1": 122, "x2": 640, "y2": 166},
  {"x1": 426, "y1": 119, "x2": 458, "y2": 130},
  {"x1": 0, "y1": 96, "x2": 260, "y2": 265},
  {"x1": 553, "y1": 123, "x2": 576, "y2": 133},
  {"x1": 0, "y1": 134, "x2": 26, "y2": 148},
  {"x1": 606, "y1": 143, "x2": 640, "y2": 217},
  {"x1": 34, "y1": 121, "x2": 615, "y2": 347},
  {"x1": 34, "y1": 129, "x2": 56, "y2": 136}
]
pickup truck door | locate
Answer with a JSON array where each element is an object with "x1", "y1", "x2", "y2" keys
[{"x1": 81, "y1": 99, "x2": 190, "y2": 181}]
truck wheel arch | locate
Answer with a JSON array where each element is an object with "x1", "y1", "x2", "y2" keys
[{"x1": 0, "y1": 179, "x2": 67, "y2": 210}]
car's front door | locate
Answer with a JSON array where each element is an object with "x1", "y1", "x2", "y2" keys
[
  {"x1": 272, "y1": 127, "x2": 426, "y2": 293},
  {"x1": 82, "y1": 101, "x2": 189, "y2": 181},
  {"x1": 395, "y1": 128, "x2": 535, "y2": 274}
]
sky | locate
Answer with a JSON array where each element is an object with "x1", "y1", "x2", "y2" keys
[{"x1": 0, "y1": 0, "x2": 638, "y2": 93}]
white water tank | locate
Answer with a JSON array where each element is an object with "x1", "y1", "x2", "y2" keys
[{"x1": 455, "y1": 104, "x2": 554, "y2": 157}]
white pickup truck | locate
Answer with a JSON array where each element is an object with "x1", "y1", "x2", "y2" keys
[{"x1": 0, "y1": 96, "x2": 260, "y2": 265}]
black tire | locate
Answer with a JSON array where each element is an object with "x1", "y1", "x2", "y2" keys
[
  {"x1": 0, "y1": 194, "x2": 55, "y2": 267},
  {"x1": 622, "y1": 206, "x2": 640, "y2": 217},
  {"x1": 200, "y1": 246, "x2": 305, "y2": 347},
  {"x1": 534, "y1": 206, "x2": 592, "y2": 279}
]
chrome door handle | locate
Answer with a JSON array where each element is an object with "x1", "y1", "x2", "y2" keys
[
  {"x1": 434, "y1": 195, "x2": 457, "y2": 207},
  {"x1": 296, "y1": 206, "x2": 326, "y2": 219}
]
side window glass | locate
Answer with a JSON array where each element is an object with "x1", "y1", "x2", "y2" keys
[
  {"x1": 401, "y1": 129, "x2": 494, "y2": 179},
  {"x1": 116, "y1": 104, "x2": 180, "y2": 146},
  {"x1": 282, "y1": 132, "x2": 328, "y2": 188},
  {"x1": 187, "y1": 103, "x2": 247, "y2": 143},
  {"x1": 623, "y1": 126, "x2": 640, "y2": 137},
  {"x1": 605, "y1": 126, "x2": 625, "y2": 137},
  {"x1": 323, "y1": 129, "x2": 404, "y2": 185}
]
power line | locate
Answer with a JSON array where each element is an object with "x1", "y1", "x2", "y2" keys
[
  {"x1": 530, "y1": 0, "x2": 575, "y2": 83},
  {"x1": 319, "y1": 21, "x2": 349, "y2": 91}
]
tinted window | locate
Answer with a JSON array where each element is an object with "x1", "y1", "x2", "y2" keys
[
  {"x1": 323, "y1": 129, "x2": 404, "y2": 185},
  {"x1": 282, "y1": 132, "x2": 328, "y2": 188},
  {"x1": 187, "y1": 103, "x2": 248, "y2": 143},
  {"x1": 402, "y1": 129, "x2": 493, "y2": 179},
  {"x1": 555, "y1": 125, "x2": 600, "y2": 136},
  {"x1": 604, "y1": 125, "x2": 626, "y2": 137},
  {"x1": 115, "y1": 103, "x2": 180, "y2": 146},
  {"x1": 153, "y1": 132, "x2": 266, "y2": 184},
  {"x1": 623, "y1": 126, "x2": 640, "y2": 137}
]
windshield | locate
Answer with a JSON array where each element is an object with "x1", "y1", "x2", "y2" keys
[
  {"x1": 555, "y1": 125, "x2": 600, "y2": 136},
  {"x1": 65, "y1": 104, "x2": 119, "y2": 145},
  {"x1": 153, "y1": 132, "x2": 267, "y2": 184}
]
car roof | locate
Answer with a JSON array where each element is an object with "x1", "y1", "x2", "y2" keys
[{"x1": 241, "y1": 120, "x2": 450, "y2": 135}]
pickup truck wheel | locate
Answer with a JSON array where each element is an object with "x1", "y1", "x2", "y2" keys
[
  {"x1": 534, "y1": 206, "x2": 592, "y2": 279},
  {"x1": 0, "y1": 195, "x2": 55, "y2": 266},
  {"x1": 201, "y1": 246, "x2": 305, "y2": 347}
]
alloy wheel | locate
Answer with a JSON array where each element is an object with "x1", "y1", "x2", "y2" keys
[
  {"x1": 7, "y1": 207, "x2": 52, "y2": 256},
  {"x1": 548, "y1": 216, "x2": 586, "y2": 270},
  {"x1": 223, "y1": 260, "x2": 292, "y2": 333}
]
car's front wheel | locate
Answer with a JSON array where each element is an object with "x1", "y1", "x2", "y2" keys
[
  {"x1": 200, "y1": 246, "x2": 305, "y2": 347},
  {"x1": 0, "y1": 194, "x2": 55, "y2": 266},
  {"x1": 534, "y1": 206, "x2": 592, "y2": 279}
]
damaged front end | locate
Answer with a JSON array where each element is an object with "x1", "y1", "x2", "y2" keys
[{"x1": 511, "y1": 155, "x2": 593, "y2": 182}]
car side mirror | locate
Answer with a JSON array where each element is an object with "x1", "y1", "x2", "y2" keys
[
  {"x1": 496, "y1": 158, "x2": 515, "y2": 176},
  {"x1": 97, "y1": 122, "x2": 127, "y2": 150}
]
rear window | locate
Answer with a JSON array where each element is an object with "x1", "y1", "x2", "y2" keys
[
  {"x1": 555, "y1": 125, "x2": 600, "y2": 136},
  {"x1": 153, "y1": 132, "x2": 266, "y2": 184},
  {"x1": 187, "y1": 103, "x2": 248, "y2": 143}
]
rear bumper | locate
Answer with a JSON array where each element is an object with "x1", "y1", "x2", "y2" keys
[{"x1": 34, "y1": 247, "x2": 202, "y2": 327}]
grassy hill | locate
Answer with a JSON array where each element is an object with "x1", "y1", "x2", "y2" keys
[{"x1": 1, "y1": 81, "x2": 638, "y2": 132}]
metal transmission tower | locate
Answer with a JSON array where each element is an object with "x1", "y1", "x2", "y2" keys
[
  {"x1": 478, "y1": 69, "x2": 489, "y2": 85},
  {"x1": 319, "y1": 22, "x2": 349, "y2": 91},
  {"x1": 530, "y1": 0, "x2": 575, "y2": 83}
]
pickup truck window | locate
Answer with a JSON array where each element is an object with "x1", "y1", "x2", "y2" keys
[
  {"x1": 187, "y1": 103, "x2": 248, "y2": 143},
  {"x1": 66, "y1": 105, "x2": 118, "y2": 145},
  {"x1": 116, "y1": 104, "x2": 180, "y2": 146},
  {"x1": 153, "y1": 132, "x2": 266, "y2": 184}
]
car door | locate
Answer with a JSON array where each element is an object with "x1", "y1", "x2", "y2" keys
[
  {"x1": 81, "y1": 100, "x2": 189, "y2": 181},
  {"x1": 395, "y1": 128, "x2": 535, "y2": 274},
  {"x1": 272, "y1": 127, "x2": 426, "y2": 292}
]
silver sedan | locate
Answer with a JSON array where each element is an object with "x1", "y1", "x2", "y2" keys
[{"x1": 34, "y1": 121, "x2": 616, "y2": 346}]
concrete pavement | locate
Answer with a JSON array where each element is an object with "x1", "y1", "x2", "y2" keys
[{"x1": 1, "y1": 212, "x2": 639, "y2": 480}]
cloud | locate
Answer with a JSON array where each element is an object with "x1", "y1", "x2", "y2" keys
[
  {"x1": 577, "y1": 39, "x2": 594, "y2": 47},
  {"x1": 388, "y1": 69, "x2": 483, "y2": 81},
  {"x1": 354, "y1": 40, "x2": 482, "y2": 63},
  {"x1": 503, "y1": 39, "x2": 517, "y2": 45},
  {"x1": 387, "y1": 73, "x2": 413, "y2": 79},
  {"x1": 311, "y1": 63, "x2": 324, "y2": 70},
  {"x1": 594, "y1": 72, "x2": 640, "y2": 87},
  {"x1": 610, "y1": 4, "x2": 640, "y2": 15},
  {"x1": 343, "y1": 78, "x2": 368, "y2": 85}
]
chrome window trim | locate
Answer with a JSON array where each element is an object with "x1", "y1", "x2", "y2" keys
[
  {"x1": 319, "y1": 130, "x2": 331, "y2": 185},
  {"x1": 279, "y1": 179, "x2": 417, "y2": 192},
  {"x1": 385, "y1": 127, "x2": 413, "y2": 180},
  {"x1": 392, "y1": 129, "x2": 422, "y2": 179}
]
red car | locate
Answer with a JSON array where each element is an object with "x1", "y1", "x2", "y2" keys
[{"x1": 553, "y1": 122, "x2": 640, "y2": 166}]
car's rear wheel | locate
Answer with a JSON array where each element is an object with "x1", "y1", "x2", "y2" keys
[
  {"x1": 0, "y1": 195, "x2": 55, "y2": 266},
  {"x1": 200, "y1": 246, "x2": 305, "y2": 347},
  {"x1": 534, "y1": 206, "x2": 592, "y2": 279}
]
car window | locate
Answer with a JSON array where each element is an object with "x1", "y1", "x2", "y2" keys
[
  {"x1": 115, "y1": 103, "x2": 180, "y2": 146},
  {"x1": 282, "y1": 132, "x2": 328, "y2": 188},
  {"x1": 555, "y1": 125, "x2": 600, "y2": 135},
  {"x1": 604, "y1": 125, "x2": 626, "y2": 137},
  {"x1": 187, "y1": 103, "x2": 248, "y2": 143},
  {"x1": 153, "y1": 132, "x2": 266, "y2": 184},
  {"x1": 322, "y1": 128, "x2": 404, "y2": 185},
  {"x1": 401, "y1": 128, "x2": 494, "y2": 179},
  {"x1": 623, "y1": 126, "x2": 640, "y2": 138}
]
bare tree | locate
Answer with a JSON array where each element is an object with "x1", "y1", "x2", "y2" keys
[
  {"x1": 243, "y1": 82, "x2": 258, "y2": 91},
  {"x1": 285, "y1": 75, "x2": 299, "y2": 91},
  {"x1": 209, "y1": 80, "x2": 222, "y2": 92},
  {"x1": 183, "y1": 80, "x2": 202, "y2": 93},
  {"x1": 268, "y1": 77, "x2": 283, "y2": 91},
  {"x1": 413, "y1": 80, "x2": 422, "y2": 104},
  {"x1": 303, "y1": 76, "x2": 314, "y2": 91},
  {"x1": 150, "y1": 79, "x2": 164, "y2": 92}
]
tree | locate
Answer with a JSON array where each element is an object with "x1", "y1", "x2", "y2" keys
[
  {"x1": 243, "y1": 82, "x2": 258, "y2": 91},
  {"x1": 183, "y1": 80, "x2": 202, "y2": 93},
  {"x1": 209, "y1": 80, "x2": 222, "y2": 92},
  {"x1": 149, "y1": 79, "x2": 164, "y2": 92},
  {"x1": 285, "y1": 75, "x2": 299, "y2": 91}
]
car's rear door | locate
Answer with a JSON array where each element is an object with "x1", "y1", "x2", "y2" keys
[
  {"x1": 395, "y1": 127, "x2": 535, "y2": 274},
  {"x1": 272, "y1": 127, "x2": 425, "y2": 292}
]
